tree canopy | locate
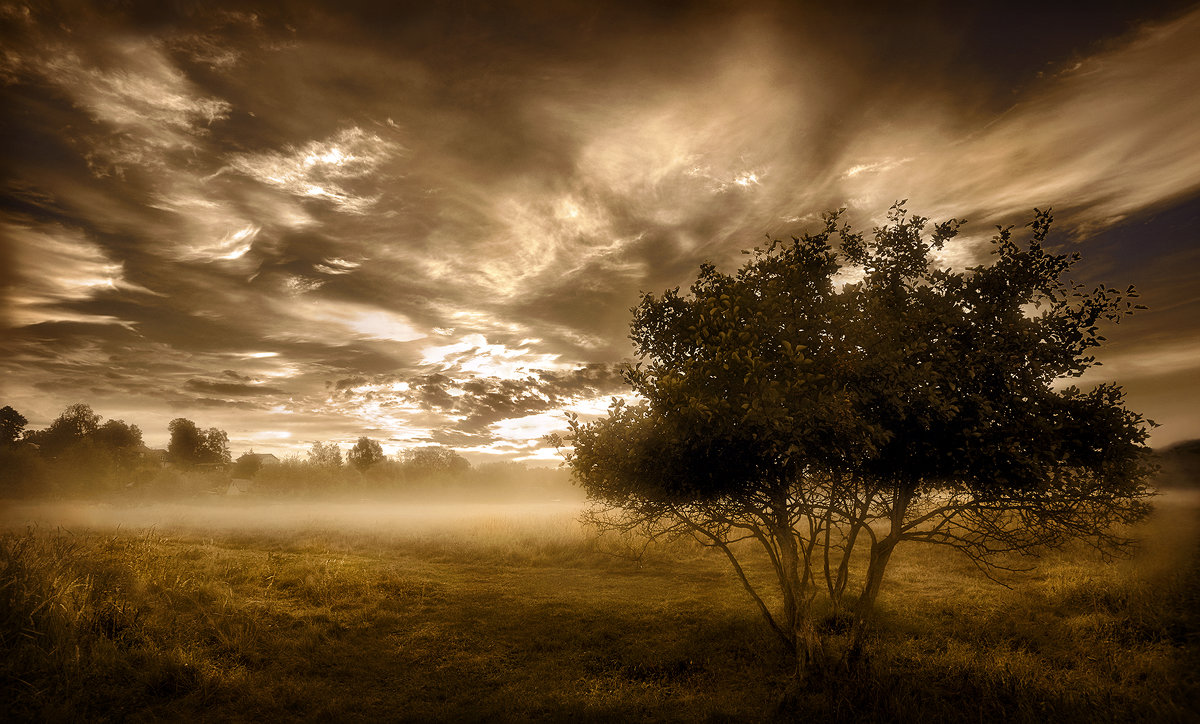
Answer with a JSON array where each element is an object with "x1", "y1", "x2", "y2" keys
[
  {"x1": 308, "y1": 441, "x2": 343, "y2": 469},
  {"x1": 402, "y1": 446, "x2": 470, "y2": 478},
  {"x1": 168, "y1": 418, "x2": 231, "y2": 468},
  {"x1": 347, "y1": 437, "x2": 385, "y2": 471},
  {"x1": 4, "y1": 403, "x2": 153, "y2": 495},
  {"x1": 0, "y1": 406, "x2": 27, "y2": 447},
  {"x1": 564, "y1": 205, "x2": 1154, "y2": 673},
  {"x1": 32, "y1": 403, "x2": 102, "y2": 458}
]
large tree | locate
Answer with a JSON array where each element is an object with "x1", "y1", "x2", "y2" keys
[
  {"x1": 563, "y1": 205, "x2": 1153, "y2": 674},
  {"x1": 92, "y1": 419, "x2": 143, "y2": 451},
  {"x1": 168, "y1": 418, "x2": 205, "y2": 467},
  {"x1": 17, "y1": 405, "x2": 152, "y2": 494},
  {"x1": 0, "y1": 406, "x2": 40, "y2": 496}
]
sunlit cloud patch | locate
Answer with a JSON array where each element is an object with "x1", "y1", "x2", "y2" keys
[
  {"x1": 4, "y1": 223, "x2": 156, "y2": 327},
  {"x1": 226, "y1": 127, "x2": 401, "y2": 214}
]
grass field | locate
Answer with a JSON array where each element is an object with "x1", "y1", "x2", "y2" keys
[{"x1": 2, "y1": 492, "x2": 1197, "y2": 722}]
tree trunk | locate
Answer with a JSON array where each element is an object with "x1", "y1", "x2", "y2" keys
[
  {"x1": 776, "y1": 522, "x2": 804, "y2": 658},
  {"x1": 775, "y1": 523, "x2": 826, "y2": 677},
  {"x1": 844, "y1": 538, "x2": 894, "y2": 663},
  {"x1": 846, "y1": 483, "x2": 912, "y2": 661},
  {"x1": 831, "y1": 520, "x2": 864, "y2": 609},
  {"x1": 856, "y1": 538, "x2": 895, "y2": 620}
]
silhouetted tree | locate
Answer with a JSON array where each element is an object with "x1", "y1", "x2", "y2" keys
[
  {"x1": 402, "y1": 446, "x2": 469, "y2": 479},
  {"x1": 168, "y1": 418, "x2": 204, "y2": 467},
  {"x1": 308, "y1": 441, "x2": 343, "y2": 469},
  {"x1": 563, "y1": 205, "x2": 1153, "y2": 676},
  {"x1": 93, "y1": 419, "x2": 142, "y2": 450},
  {"x1": 0, "y1": 406, "x2": 27, "y2": 446},
  {"x1": 30, "y1": 403, "x2": 101, "y2": 458},
  {"x1": 16, "y1": 404, "x2": 153, "y2": 494},
  {"x1": 0, "y1": 406, "x2": 43, "y2": 496},
  {"x1": 201, "y1": 428, "x2": 231, "y2": 466},
  {"x1": 168, "y1": 418, "x2": 230, "y2": 468},
  {"x1": 91, "y1": 418, "x2": 146, "y2": 482},
  {"x1": 347, "y1": 437, "x2": 384, "y2": 472},
  {"x1": 232, "y1": 450, "x2": 263, "y2": 479}
]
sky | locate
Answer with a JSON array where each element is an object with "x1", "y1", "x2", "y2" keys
[{"x1": 2, "y1": 0, "x2": 1199, "y2": 463}]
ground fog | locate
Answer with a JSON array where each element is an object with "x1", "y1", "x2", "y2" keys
[{"x1": 1, "y1": 489, "x2": 1196, "y2": 722}]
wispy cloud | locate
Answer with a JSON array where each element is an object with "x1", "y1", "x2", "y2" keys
[
  {"x1": 2, "y1": 35, "x2": 231, "y2": 172},
  {"x1": 226, "y1": 127, "x2": 402, "y2": 214},
  {"x1": 2, "y1": 223, "x2": 155, "y2": 327},
  {"x1": 832, "y1": 9, "x2": 1200, "y2": 231},
  {"x1": 324, "y1": 362, "x2": 625, "y2": 450},
  {"x1": 266, "y1": 296, "x2": 425, "y2": 344}
]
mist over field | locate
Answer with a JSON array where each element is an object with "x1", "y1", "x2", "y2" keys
[
  {"x1": 0, "y1": 498, "x2": 586, "y2": 537},
  {"x1": 2, "y1": 475, "x2": 1197, "y2": 722}
]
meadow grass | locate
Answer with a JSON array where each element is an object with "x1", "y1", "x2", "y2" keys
[{"x1": 1, "y1": 492, "x2": 1196, "y2": 722}]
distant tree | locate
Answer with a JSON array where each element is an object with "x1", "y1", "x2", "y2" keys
[
  {"x1": 168, "y1": 418, "x2": 205, "y2": 467},
  {"x1": 232, "y1": 450, "x2": 263, "y2": 479},
  {"x1": 93, "y1": 419, "x2": 143, "y2": 450},
  {"x1": 31, "y1": 403, "x2": 101, "y2": 458},
  {"x1": 201, "y1": 428, "x2": 231, "y2": 466},
  {"x1": 402, "y1": 446, "x2": 469, "y2": 479},
  {"x1": 1, "y1": 406, "x2": 28, "y2": 446},
  {"x1": 168, "y1": 418, "x2": 230, "y2": 467},
  {"x1": 0, "y1": 405, "x2": 43, "y2": 496},
  {"x1": 51, "y1": 403, "x2": 101, "y2": 438},
  {"x1": 91, "y1": 418, "x2": 146, "y2": 480},
  {"x1": 347, "y1": 437, "x2": 385, "y2": 472},
  {"x1": 309, "y1": 441, "x2": 343, "y2": 469},
  {"x1": 564, "y1": 205, "x2": 1153, "y2": 676}
]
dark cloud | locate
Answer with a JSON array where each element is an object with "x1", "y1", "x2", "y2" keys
[
  {"x1": 183, "y1": 378, "x2": 286, "y2": 396},
  {"x1": 331, "y1": 364, "x2": 624, "y2": 438},
  {"x1": 166, "y1": 396, "x2": 264, "y2": 411}
]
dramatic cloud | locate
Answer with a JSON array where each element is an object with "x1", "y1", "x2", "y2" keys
[
  {"x1": 831, "y1": 9, "x2": 1200, "y2": 229},
  {"x1": 226, "y1": 126, "x2": 402, "y2": 214},
  {"x1": 3, "y1": 1, "x2": 1198, "y2": 456},
  {"x1": 2, "y1": 219, "x2": 171, "y2": 327},
  {"x1": 2, "y1": 35, "x2": 231, "y2": 166}
]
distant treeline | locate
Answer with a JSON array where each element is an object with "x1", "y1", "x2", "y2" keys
[
  {"x1": 1155, "y1": 440, "x2": 1200, "y2": 489},
  {"x1": 0, "y1": 403, "x2": 574, "y2": 500}
]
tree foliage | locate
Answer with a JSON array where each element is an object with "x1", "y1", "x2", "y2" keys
[
  {"x1": 8, "y1": 404, "x2": 152, "y2": 495},
  {"x1": 93, "y1": 419, "x2": 143, "y2": 451},
  {"x1": 168, "y1": 418, "x2": 230, "y2": 468},
  {"x1": 1, "y1": 406, "x2": 28, "y2": 446},
  {"x1": 564, "y1": 205, "x2": 1154, "y2": 673},
  {"x1": 308, "y1": 441, "x2": 343, "y2": 469},
  {"x1": 402, "y1": 446, "x2": 469, "y2": 478},
  {"x1": 32, "y1": 403, "x2": 102, "y2": 458},
  {"x1": 347, "y1": 437, "x2": 385, "y2": 472},
  {"x1": 202, "y1": 429, "x2": 231, "y2": 466},
  {"x1": 232, "y1": 450, "x2": 264, "y2": 479},
  {"x1": 168, "y1": 418, "x2": 203, "y2": 467}
]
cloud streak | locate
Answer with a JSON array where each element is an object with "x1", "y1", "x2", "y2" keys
[{"x1": 831, "y1": 9, "x2": 1200, "y2": 230}]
